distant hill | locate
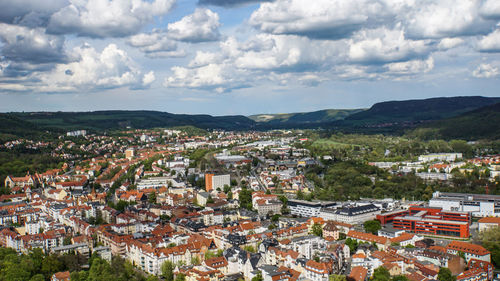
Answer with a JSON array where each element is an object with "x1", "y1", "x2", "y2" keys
[
  {"x1": 414, "y1": 102, "x2": 500, "y2": 140},
  {"x1": 2, "y1": 96, "x2": 499, "y2": 139},
  {"x1": 250, "y1": 109, "x2": 365, "y2": 125},
  {"x1": 8, "y1": 111, "x2": 256, "y2": 132},
  {"x1": 345, "y1": 96, "x2": 500, "y2": 124},
  {"x1": 0, "y1": 114, "x2": 50, "y2": 141}
]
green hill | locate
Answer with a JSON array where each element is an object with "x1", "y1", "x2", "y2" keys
[
  {"x1": 414, "y1": 102, "x2": 500, "y2": 140},
  {"x1": 7, "y1": 111, "x2": 256, "y2": 133},
  {"x1": 345, "y1": 96, "x2": 500, "y2": 124},
  {"x1": 250, "y1": 109, "x2": 365, "y2": 125}
]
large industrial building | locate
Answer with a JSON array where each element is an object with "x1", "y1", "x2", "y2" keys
[
  {"x1": 376, "y1": 206, "x2": 470, "y2": 238},
  {"x1": 288, "y1": 200, "x2": 336, "y2": 217},
  {"x1": 429, "y1": 191, "x2": 500, "y2": 217}
]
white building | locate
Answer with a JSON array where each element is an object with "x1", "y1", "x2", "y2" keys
[
  {"x1": 430, "y1": 191, "x2": 500, "y2": 217},
  {"x1": 288, "y1": 200, "x2": 336, "y2": 217},
  {"x1": 418, "y1": 153, "x2": 462, "y2": 162}
]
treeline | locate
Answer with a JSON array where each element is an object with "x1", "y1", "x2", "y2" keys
[
  {"x1": 0, "y1": 150, "x2": 63, "y2": 190},
  {"x1": 0, "y1": 247, "x2": 159, "y2": 281},
  {"x1": 305, "y1": 133, "x2": 493, "y2": 162},
  {"x1": 305, "y1": 161, "x2": 500, "y2": 201}
]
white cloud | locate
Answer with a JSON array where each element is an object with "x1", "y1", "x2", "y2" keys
[
  {"x1": 164, "y1": 63, "x2": 245, "y2": 92},
  {"x1": 403, "y1": 0, "x2": 492, "y2": 39},
  {"x1": 0, "y1": 23, "x2": 66, "y2": 64},
  {"x1": 38, "y1": 43, "x2": 151, "y2": 91},
  {"x1": 249, "y1": 0, "x2": 389, "y2": 39},
  {"x1": 348, "y1": 27, "x2": 430, "y2": 64},
  {"x1": 0, "y1": 0, "x2": 67, "y2": 25},
  {"x1": 128, "y1": 30, "x2": 185, "y2": 58},
  {"x1": 480, "y1": 0, "x2": 500, "y2": 19},
  {"x1": 188, "y1": 51, "x2": 221, "y2": 68},
  {"x1": 438, "y1": 38, "x2": 465, "y2": 50},
  {"x1": 142, "y1": 71, "x2": 156, "y2": 86},
  {"x1": 384, "y1": 57, "x2": 434, "y2": 75},
  {"x1": 478, "y1": 29, "x2": 500, "y2": 52},
  {"x1": 167, "y1": 8, "x2": 221, "y2": 42},
  {"x1": 47, "y1": 0, "x2": 175, "y2": 38},
  {"x1": 472, "y1": 63, "x2": 499, "y2": 78}
]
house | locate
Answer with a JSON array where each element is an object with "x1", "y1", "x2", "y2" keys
[
  {"x1": 349, "y1": 266, "x2": 368, "y2": 281},
  {"x1": 323, "y1": 221, "x2": 340, "y2": 240},
  {"x1": 478, "y1": 217, "x2": 500, "y2": 232},
  {"x1": 204, "y1": 256, "x2": 229, "y2": 274},
  {"x1": 303, "y1": 260, "x2": 329, "y2": 281},
  {"x1": 390, "y1": 233, "x2": 422, "y2": 247},
  {"x1": 4, "y1": 174, "x2": 36, "y2": 188},
  {"x1": 347, "y1": 230, "x2": 390, "y2": 250},
  {"x1": 446, "y1": 241, "x2": 491, "y2": 263}
]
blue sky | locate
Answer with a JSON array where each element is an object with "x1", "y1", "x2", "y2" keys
[{"x1": 0, "y1": 0, "x2": 500, "y2": 115}]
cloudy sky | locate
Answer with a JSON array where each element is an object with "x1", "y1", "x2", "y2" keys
[{"x1": 1, "y1": 0, "x2": 500, "y2": 115}]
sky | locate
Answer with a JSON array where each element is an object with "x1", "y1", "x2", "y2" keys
[{"x1": 0, "y1": 0, "x2": 500, "y2": 116}]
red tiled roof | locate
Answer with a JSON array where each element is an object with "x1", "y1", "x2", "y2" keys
[
  {"x1": 349, "y1": 266, "x2": 368, "y2": 281},
  {"x1": 446, "y1": 241, "x2": 490, "y2": 256},
  {"x1": 478, "y1": 217, "x2": 500, "y2": 224}
]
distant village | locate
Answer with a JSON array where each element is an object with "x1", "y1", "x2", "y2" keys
[{"x1": 1, "y1": 128, "x2": 500, "y2": 281}]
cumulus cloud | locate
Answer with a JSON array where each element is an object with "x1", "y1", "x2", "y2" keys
[
  {"x1": 128, "y1": 30, "x2": 185, "y2": 58},
  {"x1": 249, "y1": 0, "x2": 389, "y2": 39},
  {"x1": 438, "y1": 38, "x2": 465, "y2": 50},
  {"x1": 472, "y1": 63, "x2": 499, "y2": 78},
  {"x1": 384, "y1": 57, "x2": 434, "y2": 75},
  {"x1": 403, "y1": 0, "x2": 493, "y2": 39},
  {"x1": 198, "y1": 0, "x2": 273, "y2": 7},
  {"x1": 167, "y1": 8, "x2": 221, "y2": 42},
  {"x1": 164, "y1": 63, "x2": 248, "y2": 93},
  {"x1": 480, "y1": 0, "x2": 500, "y2": 19},
  {"x1": 0, "y1": 23, "x2": 66, "y2": 64},
  {"x1": 478, "y1": 29, "x2": 500, "y2": 52},
  {"x1": 0, "y1": 0, "x2": 67, "y2": 26},
  {"x1": 47, "y1": 0, "x2": 175, "y2": 38},
  {"x1": 348, "y1": 27, "x2": 431, "y2": 64},
  {"x1": 38, "y1": 43, "x2": 153, "y2": 91}
]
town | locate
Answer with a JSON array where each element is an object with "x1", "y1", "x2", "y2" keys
[{"x1": 0, "y1": 128, "x2": 499, "y2": 281}]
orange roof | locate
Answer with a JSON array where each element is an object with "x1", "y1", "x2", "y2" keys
[
  {"x1": 390, "y1": 233, "x2": 415, "y2": 243},
  {"x1": 352, "y1": 253, "x2": 366, "y2": 259},
  {"x1": 349, "y1": 266, "x2": 368, "y2": 281},
  {"x1": 478, "y1": 217, "x2": 500, "y2": 224},
  {"x1": 347, "y1": 230, "x2": 389, "y2": 245},
  {"x1": 53, "y1": 271, "x2": 70, "y2": 281},
  {"x1": 446, "y1": 241, "x2": 490, "y2": 256},
  {"x1": 305, "y1": 260, "x2": 329, "y2": 274}
]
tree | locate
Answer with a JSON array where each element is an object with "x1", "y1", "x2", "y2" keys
[
  {"x1": 437, "y1": 268, "x2": 456, "y2": 281},
  {"x1": 191, "y1": 256, "x2": 201, "y2": 265},
  {"x1": 239, "y1": 187, "x2": 253, "y2": 210},
  {"x1": 329, "y1": 275, "x2": 347, "y2": 281},
  {"x1": 162, "y1": 261, "x2": 175, "y2": 281},
  {"x1": 311, "y1": 223, "x2": 323, "y2": 237},
  {"x1": 271, "y1": 214, "x2": 281, "y2": 222},
  {"x1": 345, "y1": 238, "x2": 358, "y2": 253},
  {"x1": 372, "y1": 266, "x2": 390, "y2": 281},
  {"x1": 175, "y1": 273, "x2": 186, "y2": 281},
  {"x1": 63, "y1": 236, "x2": 72, "y2": 245},
  {"x1": 392, "y1": 276, "x2": 409, "y2": 281},
  {"x1": 251, "y1": 272, "x2": 263, "y2": 281},
  {"x1": 146, "y1": 276, "x2": 160, "y2": 281},
  {"x1": 364, "y1": 220, "x2": 381, "y2": 234},
  {"x1": 149, "y1": 192, "x2": 156, "y2": 204},
  {"x1": 41, "y1": 255, "x2": 63, "y2": 279},
  {"x1": 206, "y1": 196, "x2": 215, "y2": 204},
  {"x1": 479, "y1": 226, "x2": 500, "y2": 267},
  {"x1": 29, "y1": 274, "x2": 45, "y2": 281}
]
